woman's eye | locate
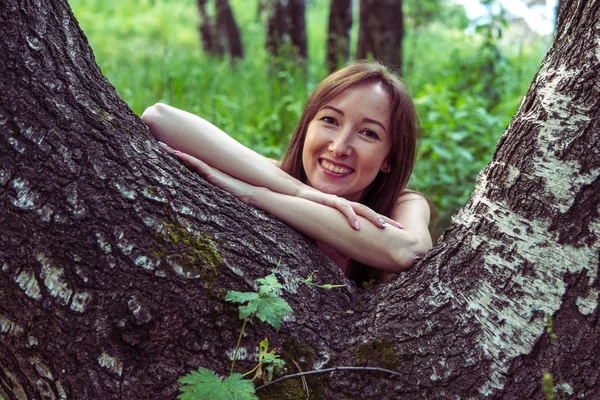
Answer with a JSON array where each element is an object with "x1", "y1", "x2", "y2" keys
[
  {"x1": 321, "y1": 116, "x2": 337, "y2": 125},
  {"x1": 362, "y1": 130, "x2": 379, "y2": 139}
]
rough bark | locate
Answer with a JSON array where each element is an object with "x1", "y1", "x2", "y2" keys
[
  {"x1": 1, "y1": 0, "x2": 599, "y2": 399},
  {"x1": 357, "y1": 0, "x2": 403, "y2": 75},
  {"x1": 216, "y1": 0, "x2": 244, "y2": 59},
  {"x1": 326, "y1": 0, "x2": 353, "y2": 74}
]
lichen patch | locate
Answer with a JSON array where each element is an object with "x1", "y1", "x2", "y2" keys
[
  {"x1": 15, "y1": 270, "x2": 42, "y2": 300},
  {"x1": 98, "y1": 352, "x2": 123, "y2": 376},
  {"x1": 38, "y1": 253, "x2": 72, "y2": 306}
]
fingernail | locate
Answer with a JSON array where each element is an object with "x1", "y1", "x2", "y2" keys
[
  {"x1": 158, "y1": 141, "x2": 167, "y2": 147},
  {"x1": 378, "y1": 218, "x2": 387, "y2": 227},
  {"x1": 396, "y1": 222, "x2": 404, "y2": 229},
  {"x1": 354, "y1": 221, "x2": 360, "y2": 230},
  {"x1": 173, "y1": 150, "x2": 182, "y2": 155}
]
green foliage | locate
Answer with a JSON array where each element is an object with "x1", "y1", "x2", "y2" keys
[
  {"x1": 226, "y1": 273, "x2": 293, "y2": 330},
  {"x1": 178, "y1": 368, "x2": 257, "y2": 400},
  {"x1": 542, "y1": 373, "x2": 556, "y2": 400},
  {"x1": 244, "y1": 338, "x2": 286, "y2": 383},
  {"x1": 70, "y1": 0, "x2": 552, "y2": 235}
]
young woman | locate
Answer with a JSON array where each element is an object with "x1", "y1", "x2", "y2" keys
[{"x1": 142, "y1": 61, "x2": 432, "y2": 284}]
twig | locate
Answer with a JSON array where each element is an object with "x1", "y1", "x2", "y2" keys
[
  {"x1": 255, "y1": 366, "x2": 401, "y2": 392},
  {"x1": 292, "y1": 359, "x2": 309, "y2": 399}
]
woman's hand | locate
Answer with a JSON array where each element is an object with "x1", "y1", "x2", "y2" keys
[{"x1": 295, "y1": 187, "x2": 403, "y2": 231}]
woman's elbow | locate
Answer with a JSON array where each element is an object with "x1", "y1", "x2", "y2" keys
[
  {"x1": 141, "y1": 103, "x2": 168, "y2": 137},
  {"x1": 389, "y1": 238, "x2": 431, "y2": 272}
]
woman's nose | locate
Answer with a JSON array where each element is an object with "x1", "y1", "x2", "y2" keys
[{"x1": 328, "y1": 131, "x2": 353, "y2": 157}]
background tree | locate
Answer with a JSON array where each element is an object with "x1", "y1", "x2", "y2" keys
[
  {"x1": 1, "y1": 0, "x2": 599, "y2": 399},
  {"x1": 264, "y1": 0, "x2": 307, "y2": 59},
  {"x1": 357, "y1": 0, "x2": 404, "y2": 75},
  {"x1": 326, "y1": 0, "x2": 353, "y2": 74},
  {"x1": 197, "y1": 0, "x2": 244, "y2": 59}
]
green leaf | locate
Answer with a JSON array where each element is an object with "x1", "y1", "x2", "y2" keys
[
  {"x1": 256, "y1": 273, "x2": 284, "y2": 294},
  {"x1": 238, "y1": 302, "x2": 259, "y2": 319},
  {"x1": 225, "y1": 290, "x2": 259, "y2": 304},
  {"x1": 178, "y1": 368, "x2": 257, "y2": 400},
  {"x1": 254, "y1": 293, "x2": 293, "y2": 330}
]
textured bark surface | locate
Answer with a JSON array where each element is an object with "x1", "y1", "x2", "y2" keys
[
  {"x1": 1, "y1": 0, "x2": 599, "y2": 399},
  {"x1": 326, "y1": 0, "x2": 353, "y2": 74},
  {"x1": 357, "y1": 0, "x2": 403, "y2": 75}
]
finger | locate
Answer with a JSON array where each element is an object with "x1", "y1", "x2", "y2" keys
[
  {"x1": 157, "y1": 141, "x2": 176, "y2": 154},
  {"x1": 318, "y1": 195, "x2": 359, "y2": 230}
]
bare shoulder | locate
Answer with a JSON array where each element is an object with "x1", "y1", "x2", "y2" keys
[{"x1": 391, "y1": 191, "x2": 432, "y2": 227}]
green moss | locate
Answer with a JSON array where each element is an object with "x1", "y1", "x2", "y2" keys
[
  {"x1": 150, "y1": 220, "x2": 226, "y2": 287},
  {"x1": 258, "y1": 339, "x2": 329, "y2": 399},
  {"x1": 146, "y1": 186, "x2": 156, "y2": 194},
  {"x1": 353, "y1": 338, "x2": 399, "y2": 370}
]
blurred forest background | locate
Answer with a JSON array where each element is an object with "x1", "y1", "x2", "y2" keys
[{"x1": 70, "y1": 0, "x2": 556, "y2": 236}]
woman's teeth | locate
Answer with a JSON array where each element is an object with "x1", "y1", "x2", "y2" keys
[{"x1": 321, "y1": 159, "x2": 352, "y2": 174}]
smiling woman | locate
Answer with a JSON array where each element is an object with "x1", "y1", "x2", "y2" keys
[{"x1": 142, "y1": 61, "x2": 432, "y2": 285}]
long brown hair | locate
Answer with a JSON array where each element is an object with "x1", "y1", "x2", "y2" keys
[{"x1": 280, "y1": 61, "x2": 420, "y2": 284}]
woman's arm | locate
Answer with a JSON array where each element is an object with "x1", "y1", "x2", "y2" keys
[
  {"x1": 142, "y1": 103, "x2": 301, "y2": 198},
  {"x1": 142, "y1": 103, "x2": 398, "y2": 230},
  {"x1": 174, "y1": 152, "x2": 432, "y2": 272},
  {"x1": 252, "y1": 189, "x2": 432, "y2": 272}
]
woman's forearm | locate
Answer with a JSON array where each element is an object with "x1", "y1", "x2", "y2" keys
[
  {"x1": 249, "y1": 188, "x2": 430, "y2": 272},
  {"x1": 141, "y1": 103, "x2": 307, "y2": 197}
]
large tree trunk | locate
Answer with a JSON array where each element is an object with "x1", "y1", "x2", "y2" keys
[
  {"x1": 1, "y1": 0, "x2": 599, "y2": 399},
  {"x1": 357, "y1": 0, "x2": 403, "y2": 75},
  {"x1": 326, "y1": 0, "x2": 353, "y2": 74}
]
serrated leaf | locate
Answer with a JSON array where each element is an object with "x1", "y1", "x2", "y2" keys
[
  {"x1": 178, "y1": 368, "x2": 257, "y2": 400},
  {"x1": 238, "y1": 301, "x2": 259, "y2": 319},
  {"x1": 256, "y1": 273, "x2": 284, "y2": 294},
  {"x1": 254, "y1": 293, "x2": 293, "y2": 330},
  {"x1": 225, "y1": 290, "x2": 259, "y2": 304}
]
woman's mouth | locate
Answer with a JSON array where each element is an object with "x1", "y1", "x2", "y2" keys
[{"x1": 319, "y1": 159, "x2": 353, "y2": 175}]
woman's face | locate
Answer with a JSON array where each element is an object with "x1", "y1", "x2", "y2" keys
[{"x1": 302, "y1": 83, "x2": 393, "y2": 201}]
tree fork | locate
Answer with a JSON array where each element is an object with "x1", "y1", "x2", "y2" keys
[{"x1": 1, "y1": 0, "x2": 599, "y2": 399}]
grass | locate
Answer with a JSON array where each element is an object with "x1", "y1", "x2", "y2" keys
[{"x1": 69, "y1": 0, "x2": 552, "y2": 233}]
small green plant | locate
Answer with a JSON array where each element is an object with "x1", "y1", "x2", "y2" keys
[
  {"x1": 542, "y1": 313, "x2": 566, "y2": 400},
  {"x1": 243, "y1": 338, "x2": 286, "y2": 383},
  {"x1": 298, "y1": 270, "x2": 347, "y2": 289},
  {"x1": 178, "y1": 368, "x2": 257, "y2": 400},
  {"x1": 178, "y1": 271, "x2": 292, "y2": 399}
]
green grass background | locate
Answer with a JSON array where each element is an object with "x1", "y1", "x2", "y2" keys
[{"x1": 70, "y1": 0, "x2": 552, "y2": 235}]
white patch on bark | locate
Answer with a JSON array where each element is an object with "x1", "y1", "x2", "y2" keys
[
  {"x1": 66, "y1": 185, "x2": 87, "y2": 217},
  {"x1": 0, "y1": 166, "x2": 11, "y2": 185},
  {"x1": 114, "y1": 181, "x2": 136, "y2": 200},
  {"x1": 0, "y1": 314, "x2": 24, "y2": 337},
  {"x1": 576, "y1": 288, "x2": 599, "y2": 315},
  {"x1": 37, "y1": 204, "x2": 55, "y2": 222},
  {"x1": 529, "y1": 65, "x2": 599, "y2": 212},
  {"x1": 96, "y1": 232, "x2": 112, "y2": 254},
  {"x1": 142, "y1": 187, "x2": 167, "y2": 203},
  {"x1": 452, "y1": 188, "x2": 598, "y2": 396},
  {"x1": 28, "y1": 334, "x2": 38, "y2": 347},
  {"x1": 10, "y1": 177, "x2": 42, "y2": 210},
  {"x1": 226, "y1": 346, "x2": 249, "y2": 361},
  {"x1": 8, "y1": 136, "x2": 25, "y2": 153},
  {"x1": 15, "y1": 270, "x2": 42, "y2": 300},
  {"x1": 98, "y1": 352, "x2": 123, "y2": 376},
  {"x1": 133, "y1": 255, "x2": 160, "y2": 270},
  {"x1": 30, "y1": 356, "x2": 54, "y2": 381},
  {"x1": 70, "y1": 292, "x2": 91, "y2": 313},
  {"x1": 113, "y1": 228, "x2": 133, "y2": 256},
  {"x1": 38, "y1": 253, "x2": 73, "y2": 306}
]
